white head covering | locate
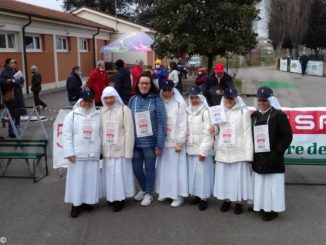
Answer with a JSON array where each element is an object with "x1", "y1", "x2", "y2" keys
[
  {"x1": 160, "y1": 88, "x2": 187, "y2": 107},
  {"x1": 73, "y1": 98, "x2": 95, "y2": 114},
  {"x1": 101, "y1": 86, "x2": 124, "y2": 106},
  {"x1": 254, "y1": 96, "x2": 282, "y2": 110},
  {"x1": 187, "y1": 94, "x2": 209, "y2": 109}
]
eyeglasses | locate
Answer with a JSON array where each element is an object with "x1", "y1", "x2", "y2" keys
[
  {"x1": 162, "y1": 88, "x2": 173, "y2": 92},
  {"x1": 139, "y1": 82, "x2": 151, "y2": 86}
]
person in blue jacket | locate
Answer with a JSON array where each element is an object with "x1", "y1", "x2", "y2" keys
[
  {"x1": 128, "y1": 73, "x2": 167, "y2": 206},
  {"x1": 152, "y1": 59, "x2": 168, "y2": 89}
]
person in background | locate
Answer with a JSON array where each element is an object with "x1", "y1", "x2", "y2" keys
[
  {"x1": 168, "y1": 61, "x2": 179, "y2": 88},
  {"x1": 128, "y1": 73, "x2": 167, "y2": 207},
  {"x1": 186, "y1": 85, "x2": 214, "y2": 211},
  {"x1": 201, "y1": 63, "x2": 234, "y2": 106},
  {"x1": 155, "y1": 80, "x2": 188, "y2": 207},
  {"x1": 299, "y1": 51, "x2": 309, "y2": 75},
  {"x1": 0, "y1": 58, "x2": 25, "y2": 138},
  {"x1": 152, "y1": 59, "x2": 168, "y2": 89},
  {"x1": 30, "y1": 65, "x2": 47, "y2": 112},
  {"x1": 177, "y1": 57, "x2": 188, "y2": 92},
  {"x1": 66, "y1": 65, "x2": 83, "y2": 106},
  {"x1": 62, "y1": 90, "x2": 101, "y2": 218},
  {"x1": 113, "y1": 59, "x2": 132, "y2": 105},
  {"x1": 86, "y1": 60, "x2": 109, "y2": 106},
  {"x1": 251, "y1": 87, "x2": 293, "y2": 221},
  {"x1": 131, "y1": 59, "x2": 144, "y2": 96},
  {"x1": 194, "y1": 68, "x2": 208, "y2": 86}
]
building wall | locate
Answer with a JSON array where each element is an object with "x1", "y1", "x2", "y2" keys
[
  {"x1": 26, "y1": 34, "x2": 55, "y2": 84},
  {"x1": 57, "y1": 37, "x2": 78, "y2": 81},
  {"x1": 80, "y1": 38, "x2": 94, "y2": 76},
  {"x1": 0, "y1": 53, "x2": 22, "y2": 70}
]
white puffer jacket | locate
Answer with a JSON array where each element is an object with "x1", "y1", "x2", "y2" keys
[
  {"x1": 101, "y1": 103, "x2": 135, "y2": 158},
  {"x1": 163, "y1": 97, "x2": 187, "y2": 148},
  {"x1": 62, "y1": 100, "x2": 101, "y2": 160},
  {"x1": 215, "y1": 103, "x2": 253, "y2": 163},
  {"x1": 186, "y1": 104, "x2": 214, "y2": 157}
]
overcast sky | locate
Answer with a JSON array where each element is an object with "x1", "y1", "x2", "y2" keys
[{"x1": 17, "y1": 0, "x2": 267, "y2": 37}]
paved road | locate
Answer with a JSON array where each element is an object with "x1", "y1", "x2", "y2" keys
[{"x1": 1, "y1": 67, "x2": 326, "y2": 245}]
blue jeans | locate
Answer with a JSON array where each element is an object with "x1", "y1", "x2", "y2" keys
[{"x1": 132, "y1": 147, "x2": 156, "y2": 194}]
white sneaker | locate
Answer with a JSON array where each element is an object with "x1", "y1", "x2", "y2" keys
[
  {"x1": 134, "y1": 190, "x2": 146, "y2": 201},
  {"x1": 171, "y1": 197, "x2": 184, "y2": 208},
  {"x1": 141, "y1": 194, "x2": 153, "y2": 206},
  {"x1": 158, "y1": 197, "x2": 167, "y2": 202}
]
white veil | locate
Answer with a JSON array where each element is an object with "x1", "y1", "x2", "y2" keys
[{"x1": 101, "y1": 86, "x2": 124, "y2": 106}]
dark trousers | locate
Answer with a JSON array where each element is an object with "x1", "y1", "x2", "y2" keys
[
  {"x1": 6, "y1": 102, "x2": 20, "y2": 135},
  {"x1": 301, "y1": 63, "x2": 307, "y2": 75},
  {"x1": 33, "y1": 91, "x2": 47, "y2": 109}
]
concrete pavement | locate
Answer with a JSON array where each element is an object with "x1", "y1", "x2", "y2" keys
[{"x1": 1, "y1": 68, "x2": 326, "y2": 245}]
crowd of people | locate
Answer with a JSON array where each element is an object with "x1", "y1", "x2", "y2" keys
[
  {"x1": 0, "y1": 57, "x2": 293, "y2": 222},
  {"x1": 61, "y1": 60, "x2": 293, "y2": 222}
]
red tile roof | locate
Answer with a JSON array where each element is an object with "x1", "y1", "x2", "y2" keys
[{"x1": 0, "y1": 0, "x2": 114, "y2": 32}]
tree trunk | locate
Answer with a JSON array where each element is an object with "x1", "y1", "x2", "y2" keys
[{"x1": 207, "y1": 54, "x2": 214, "y2": 74}]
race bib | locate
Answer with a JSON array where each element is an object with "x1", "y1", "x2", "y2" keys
[
  {"x1": 104, "y1": 121, "x2": 119, "y2": 145},
  {"x1": 254, "y1": 125, "x2": 271, "y2": 153},
  {"x1": 208, "y1": 105, "x2": 226, "y2": 125},
  {"x1": 219, "y1": 122, "x2": 235, "y2": 146},
  {"x1": 81, "y1": 118, "x2": 95, "y2": 142},
  {"x1": 135, "y1": 111, "x2": 153, "y2": 138}
]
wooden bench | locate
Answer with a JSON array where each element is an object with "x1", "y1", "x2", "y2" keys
[{"x1": 0, "y1": 139, "x2": 48, "y2": 183}]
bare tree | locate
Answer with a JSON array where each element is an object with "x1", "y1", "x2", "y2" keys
[{"x1": 267, "y1": 0, "x2": 313, "y2": 57}]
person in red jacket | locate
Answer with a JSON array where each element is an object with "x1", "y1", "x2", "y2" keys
[
  {"x1": 131, "y1": 59, "x2": 144, "y2": 95},
  {"x1": 86, "y1": 60, "x2": 109, "y2": 106}
]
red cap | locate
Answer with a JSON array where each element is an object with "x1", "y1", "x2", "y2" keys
[{"x1": 214, "y1": 63, "x2": 224, "y2": 73}]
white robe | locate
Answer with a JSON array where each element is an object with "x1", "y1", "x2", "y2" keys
[
  {"x1": 102, "y1": 158, "x2": 135, "y2": 202},
  {"x1": 156, "y1": 148, "x2": 188, "y2": 199},
  {"x1": 214, "y1": 161, "x2": 253, "y2": 203},
  {"x1": 187, "y1": 155, "x2": 214, "y2": 199},
  {"x1": 253, "y1": 173, "x2": 285, "y2": 212},
  {"x1": 64, "y1": 160, "x2": 101, "y2": 206}
]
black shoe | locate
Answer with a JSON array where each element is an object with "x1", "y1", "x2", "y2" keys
[
  {"x1": 112, "y1": 200, "x2": 125, "y2": 212},
  {"x1": 263, "y1": 211, "x2": 278, "y2": 221},
  {"x1": 234, "y1": 203, "x2": 243, "y2": 215},
  {"x1": 190, "y1": 197, "x2": 201, "y2": 205},
  {"x1": 81, "y1": 203, "x2": 93, "y2": 211},
  {"x1": 198, "y1": 200, "x2": 208, "y2": 211},
  {"x1": 71, "y1": 205, "x2": 80, "y2": 218},
  {"x1": 220, "y1": 201, "x2": 231, "y2": 212},
  {"x1": 8, "y1": 133, "x2": 16, "y2": 138}
]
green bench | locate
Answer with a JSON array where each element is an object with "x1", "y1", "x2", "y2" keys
[{"x1": 0, "y1": 139, "x2": 48, "y2": 183}]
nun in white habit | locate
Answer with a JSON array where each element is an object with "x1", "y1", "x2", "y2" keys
[
  {"x1": 101, "y1": 86, "x2": 135, "y2": 212},
  {"x1": 186, "y1": 85, "x2": 214, "y2": 211},
  {"x1": 63, "y1": 90, "x2": 102, "y2": 218},
  {"x1": 251, "y1": 86, "x2": 293, "y2": 221},
  {"x1": 155, "y1": 80, "x2": 188, "y2": 207},
  {"x1": 213, "y1": 87, "x2": 254, "y2": 215}
]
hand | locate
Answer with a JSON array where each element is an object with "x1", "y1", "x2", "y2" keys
[
  {"x1": 216, "y1": 90, "x2": 222, "y2": 95},
  {"x1": 175, "y1": 144, "x2": 182, "y2": 153},
  {"x1": 67, "y1": 156, "x2": 76, "y2": 163},
  {"x1": 155, "y1": 148, "x2": 162, "y2": 156},
  {"x1": 199, "y1": 155, "x2": 206, "y2": 161},
  {"x1": 209, "y1": 126, "x2": 216, "y2": 135}
]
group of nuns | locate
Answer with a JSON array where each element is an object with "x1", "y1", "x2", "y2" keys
[{"x1": 62, "y1": 72, "x2": 293, "y2": 221}]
